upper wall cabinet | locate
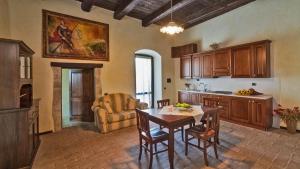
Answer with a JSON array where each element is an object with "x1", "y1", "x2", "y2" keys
[
  {"x1": 231, "y1": 40, "x2": 271, "y2": 78},
  {"x1": 180, "y1": 55, "x2": 192, "y2": 78},
  {"x1": 179, "y1": 40, "x2": 271, "y2": 79},
  {"x1": 172, "y1": 43, "x2": 197, "y2": 58},
  {"x1": 213, "y1": 49, "x2": 231, "y2": 76}
]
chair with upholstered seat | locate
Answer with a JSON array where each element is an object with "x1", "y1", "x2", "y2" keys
[
  {"x1": 136, "y1": 108, "x2": 169, "y2": 169},
  {"x1": 185, "y1": 109, "x2": 219, "y2": 166}
]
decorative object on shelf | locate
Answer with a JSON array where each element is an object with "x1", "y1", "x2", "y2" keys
[
  {"x1": 210, "y1": 43, "x2": 219, "y2": 50},
  {"x1": 160, "y1": 0, "x2": 184, "y2": 35},
  {"x1": 43, "y1": 10, "x2": 109, "y2": 61},
  {"x1": 236, "y1": 88, "x2": 263, "y2": 96},
  {"x1": 274, "y1": 105, "x2": 300, "y2": 134},
  {"x1": 184, "y1": 83, "x2": 191, "y2": 90}
]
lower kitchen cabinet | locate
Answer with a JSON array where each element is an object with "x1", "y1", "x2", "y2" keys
[
  {"x1": 178, "y1": 91, "x2": 191, "y2": 104},
  {"x1": 178, "y1": 91, "x2": 273, "y2": 130},
  {"x1": 230, "y1": 98, "x2": 252, "y2": 123}
]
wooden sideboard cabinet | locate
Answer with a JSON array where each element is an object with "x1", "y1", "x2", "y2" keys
[
  {"x1": 178, "y1": 91, "x2": 273, "y2": 130},
  {"x1": 0, "y1": 39, "x2": 39, "y2": 169},
  {"x1": 0, "y1": 100, "x2": 40, "y2": 169}
]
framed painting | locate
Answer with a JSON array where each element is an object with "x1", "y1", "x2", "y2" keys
[{"x1": 42, "y1": 10, "x2": 109, "y2": 61}]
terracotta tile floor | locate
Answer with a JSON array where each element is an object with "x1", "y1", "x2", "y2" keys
[{"x1": 32, "y1": 121, "x2": 300, "y2": 169}]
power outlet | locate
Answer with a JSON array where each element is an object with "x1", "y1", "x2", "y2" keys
[{"x1": 252, "y1": 82, "x2": 257, "y2": 86}]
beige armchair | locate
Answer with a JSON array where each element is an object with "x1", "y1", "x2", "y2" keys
[{"x1": 91, "y1": 93, "x2": 148, "y2": 133}]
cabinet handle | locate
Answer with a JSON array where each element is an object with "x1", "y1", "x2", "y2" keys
[{"x1": 248, "y1": 100, "x2": 251, "y2": 103}]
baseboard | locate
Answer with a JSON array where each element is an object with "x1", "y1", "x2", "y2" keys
[
  {"x1": 279, "y1": 126, "x2": 300, "y2": 132},
  {"x1": 39, "y1": 130, "x2": 53, "y2": 135}
]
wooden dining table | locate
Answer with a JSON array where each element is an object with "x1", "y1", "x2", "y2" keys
[{"x1": 141, "y1": 106, "x2": 218, "y2": 169}]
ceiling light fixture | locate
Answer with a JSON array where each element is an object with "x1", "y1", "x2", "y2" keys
[{"x1": 160, "y1": 0, "x2": 184, "y2": 35}]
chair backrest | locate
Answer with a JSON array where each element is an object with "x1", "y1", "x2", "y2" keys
[
  {"x1": 136, "y1": 109, "x2": 151, "y2": 138},
  {"x1": 203, "y1": 97, "x2": 219, "y2": 107},
  {"x1": 157, "y1": 99, "x2": 170, "y2": 109},
  {"x1": 202, "y1": 109, "x2": 220, "y2": 132}
]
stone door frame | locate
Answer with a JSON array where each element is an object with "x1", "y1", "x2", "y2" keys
[{"x1": 51, "y1": 62, "x2": 103, "y2": 132}]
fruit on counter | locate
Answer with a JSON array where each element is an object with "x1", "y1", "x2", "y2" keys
[
  {"x1": 236, "y1": 88, "x2": 263, "y2": 96},
  {"x1": 175, "y1": 103, "x2": 191, "y2": 108}
]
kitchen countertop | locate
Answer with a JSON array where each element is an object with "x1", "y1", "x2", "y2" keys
[{"x1": 178, "y1": 90, "x2": 273, "y2": 100}]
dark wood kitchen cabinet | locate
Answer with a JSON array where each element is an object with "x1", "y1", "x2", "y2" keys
[
  {"x1": 213, "y1": 49, "x2": 231, "y2": 76},
  {"x1": 252, "y1": 42, "x2": 271, "y2": 77},
  {"x1": 171, "y1": 43, "x2": 197, "y2": 58},
  {"x1": 178, "y1": 91, "x2": 191, "y2": 104},
  {"x1": 231, "y1": 40, "x2": 271, "y2": 78},
  {"x1": 230, "y1": 98, "x2": 252, "y2": 123},
  {"x1": 192, "y1": 54, "x2": 201, "y2": 78},
  {"x1": 202, "y1": 52, "x2": 213, "y2": 78},
  {"x1": 178, "y1": 91, "x2": 273, "y2": 130},
  {"x1": 180, "y1": 55, "x2": 192, "y2": 78}
]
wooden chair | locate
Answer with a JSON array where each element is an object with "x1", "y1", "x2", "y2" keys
[
  {"x1": 201, "y1": 97, "x2": 221, "y2": 144},
  {"x1": 136, "y1": 109, "x2": 169, "y2": 169},
  {"x1": 157, "y1": 99, "x2": 170, "y2": 109},
  {"x1": 157, "y1": 99, "x2": 185, "y2": 141},
  {"x1": 185, "y1": 109, "x2": 220, "y2": 166}
]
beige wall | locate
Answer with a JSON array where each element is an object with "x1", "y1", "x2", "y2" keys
[
  {"x1": 0, "y1": 0, "x2": 10, "y2": 37},
  {"x1": 173, "y1": 0, "x2": 300, "y2": 110},
  {"x1": 6, "y1": 0, "x2": 175, "y2": 132}
]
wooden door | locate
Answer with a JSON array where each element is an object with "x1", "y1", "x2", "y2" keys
[
  {"x1": 230, "y1": 98, "x2": 251, "y2": 123},
  {"x1": 213, "y1": 49, "x2": 231, "y2": 76},
  {"x1": 231, "y1": 45, "x2": 252, "y2": 78},
  {"x1": 201, "y1": 53, "x2": 213, "y2": 78},
  {"x1": 251, "y1": 100, "x2": 265, "y2": 126},
  {"x1": 192, "y1": 54, "x2": 201, "y2": 78},
  {"x1": 180, "y1": 55, "x2": 192, "y2": 78},
  {"x1": 252, "y1": 42, "x2": 271, "y2": 78},
  {"x1": 70, "y1": 69, "x2": 94, "y2": 122},
  {"x1": 178, "y1": 91, "x2": 190, "y2": 104}
]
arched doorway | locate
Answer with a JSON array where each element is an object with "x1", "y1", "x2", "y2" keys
[{"x1": 135, "y1": 49, "x2": 162, "y2": 108}]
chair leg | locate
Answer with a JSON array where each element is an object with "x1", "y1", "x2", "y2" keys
[
  {"x1": 198, "y1": 139, "x2": 200, "y2": 148},
  {"x1": 217, "y1": 129, "x2": 220, "y2": 144},
  {"x1": 149, "y1": 144, "x2": 153, "y2": 169},
  {"x1": 185, "y1": 132, "x2": 188, "y2": 156},
  {"x1": 155, "y1": 143, "x2": 157, "y2": 154},
  {"x1": 203, "y1": 141, "x2": 209, "y2": 166},
  {"x1": 144, "y1": 143, "x2": 148, "y2": 152},
  {"x1": 138, "y1": 137, "x2": 143, "y2": 161},
  {"x1": 181, "y1": 127, "x2": 184, "y2": 142},
  {"x1": 214, "y1": 137, "x2": 218, "y2": 159}
]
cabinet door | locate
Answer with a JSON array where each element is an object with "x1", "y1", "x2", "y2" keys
[
  {"x1": 180, "y1": 55, "x2": 192, "y2": 78},
  {"x1": 213, "y1": 49, "x2": 231, "y2": 76},
  {"x1": 218, "y1": 97, "x2": 230, "y2": 119},
  {"x1": 252, "y1": 42, "x2": 270, "y2": 78},
  {"x1": 230, "y1": 98, "x2": 251, "y2": 123},
  {"x1": 231, "y1": 46, "x2": 252, "y2": 78},
  {"x1": 251, "y1": 100, "x2": 265, "y2": 126},
  {"x1": 190, "y1": 93, "x2": 200, "y2": 105},
  {"x1": 202, "y1": 53, "x2": 213, "y2": 78},
  {"x1": 192, "y1": 54, "x2": 201, "y2": 78},
  {"x1": 178, "y1": 92, "x2": 190, "y2": 103}
]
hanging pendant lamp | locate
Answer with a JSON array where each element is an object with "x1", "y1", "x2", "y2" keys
[{"x1": 160, "y1": 0, "x2": 184, "y2": 35}]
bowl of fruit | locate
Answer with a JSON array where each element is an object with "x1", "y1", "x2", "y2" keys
[
  {"x1": 236, "y1": 88, "x2": 263, "y2": 96},
  {"x1": 175, "y1": 103, "x2": 192, "y2": 111}
]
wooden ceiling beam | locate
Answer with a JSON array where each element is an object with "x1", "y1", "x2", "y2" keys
[
  {"x1": 142, "y1": 0, "x2": 197, "y2": 27},
  {"x1": 184, "y1": 0, "x2": 256, "y2": 29},
  {"x1": 81, "y1": 0, "x2": 94, "y2": 12},
  {"x1": 114, "y1": 0, "x2": 142, "y2": 20}
]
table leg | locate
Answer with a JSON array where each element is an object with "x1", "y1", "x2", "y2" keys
[{"x1": 168, "y1": 127, "x2": 174, "y2": 169}]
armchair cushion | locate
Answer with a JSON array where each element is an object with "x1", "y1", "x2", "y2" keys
[
  {"x1": 103, "y1": 102, "x2": 113, "y2": 114},
  {"x1": 107, "y1": 110, "x2": 136, "y2": 123},
  {"x1": 127, "y1": 98, "x2": 137, "y2": 110}
]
